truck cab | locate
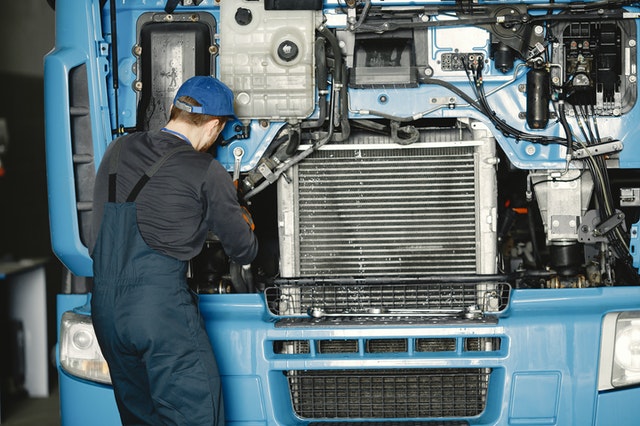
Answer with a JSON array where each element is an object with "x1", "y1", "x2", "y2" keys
[{"x1": 46, "y1": 0, "x2": 640, "y2": 424}]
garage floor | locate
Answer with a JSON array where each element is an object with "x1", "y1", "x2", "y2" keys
[{"x1": 1, "y1": 387, "x2": 60, "y2": 426}]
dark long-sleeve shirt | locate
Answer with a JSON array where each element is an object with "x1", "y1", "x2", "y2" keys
[{"x1": 90, "y1": 130, "x2": 258, "y2": 265}]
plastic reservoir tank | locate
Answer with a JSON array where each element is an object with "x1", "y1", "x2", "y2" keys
[{"x1": 219, "y1": 0, "x2": 320, "y2": 121}]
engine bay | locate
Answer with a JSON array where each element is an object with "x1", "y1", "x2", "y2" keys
[{"x1": 118, "y1": 1, "x2": 640, "y2": 292}]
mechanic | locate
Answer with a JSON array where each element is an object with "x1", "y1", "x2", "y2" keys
[{"x1": 88, "y1": 75, "x2": 258, "y2": 425}]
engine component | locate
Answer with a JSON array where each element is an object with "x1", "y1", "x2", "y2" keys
[
  {"x1": 526, "y1": 66, "x2": 551, "y2": 129},
  {"x1": 551, "y1": 19, "x2": 637, "y2": 115},
  {"x1": 491, "y1": 41, "x2": 516, "y2": 73},
  {"x1": 441, "y1": 52, "x2": 485, "y2": 72},
  {"x1": 219, "y1": 0, "x2": 319, "y2": 120},
  {"x1": 473, "y1": 5, "x2": 544, "y2": 61},
  {"x1": 579, "y1": 209, "x2": 627, "y2": 242},
  {"x1": 134, "y1": 12, "x2": 217, "y2": 131},
  {"x1": 621, "y1": 188, "x2": 640, "y2": 207},
  {"x1": 549, "y1": 242, "x2": 584, "y2": 276},
  {"x1": 530, "y1": 170, "x2": 594, "y2": 244}
]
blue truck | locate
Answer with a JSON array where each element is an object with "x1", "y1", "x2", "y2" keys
[{"x1": 45, "y1": 0, "x2": 640, "y2": 424}]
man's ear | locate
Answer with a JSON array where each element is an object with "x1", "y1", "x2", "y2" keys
[{"x1": 205, "y1": 118, "x2": 221, "y2": 137}]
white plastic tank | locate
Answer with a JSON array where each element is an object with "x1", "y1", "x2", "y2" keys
[{"x1": 219, "y1": 0, "x2": 320, "y2": 120}]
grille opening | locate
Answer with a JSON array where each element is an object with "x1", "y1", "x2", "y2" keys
[
  {"x1": 308, "y1": 422, "x2": 470, "y2": 425},
  {"x1": 366, "y1": 338, "x2": 408, "y2": 353},
  {"x1": 415, "y1": 338, "x2": 457, "y2": 352},
  {"x1": 273, "y1": 337, "x2": 503, "y2": 356},
  {"x1": 273, "y1": 340, "x2": 310, "y2": 354},
  {"x1": 317, "y1": 340, "x2": 359, "y2": 354},
  {"x1": 68, "y1": 64, "x2": 95, "y2": 247},
  {"x1": 287, "y1": 368, "x2": 490, "y2": 419},
  {"x1": 464, "y1": 337, "x2": 501, "y2": 352}
]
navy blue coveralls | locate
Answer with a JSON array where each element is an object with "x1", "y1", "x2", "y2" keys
[{"x1": 91, "y1": 139, "x2": 224, "y2": 425}]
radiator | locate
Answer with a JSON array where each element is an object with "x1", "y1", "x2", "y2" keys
[{"x1": 277, "y1": 125, "x2": 498, "y2": 277}]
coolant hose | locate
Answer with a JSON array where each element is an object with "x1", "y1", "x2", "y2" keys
[{"x1": 302, "y1": 36, "x2": 328, "y2": 129}]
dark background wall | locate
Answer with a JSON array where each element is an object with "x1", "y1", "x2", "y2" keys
[
  {"x1": 0, "y1": 3, "x2": 55, "y2": 253},
  {"x1": 0, "y1": 2, "x2": 60, "y2": 392},
  {"x1": 0, "y1": 74, "x2": 51, "y2": 261}
]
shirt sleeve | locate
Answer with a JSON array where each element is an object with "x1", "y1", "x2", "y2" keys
[{"x1": 202, "y1": 159, "x2": 259, "y2": 265}]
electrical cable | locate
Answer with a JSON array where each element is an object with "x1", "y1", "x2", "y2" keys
[
  {"x1": 572, "y1": 104, "x2": 633, "y2": 267},
  {"x1": 458, "y1": 61, "x2": 568, "y2": 146}
]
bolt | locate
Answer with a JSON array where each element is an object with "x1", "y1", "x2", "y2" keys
[{"x1": 525, "y1": 144, "x2": 536, "y2": 156}]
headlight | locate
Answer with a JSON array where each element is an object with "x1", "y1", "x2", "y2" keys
[
  {"x1": 599, "y1": 311, "x2": 640, "y2": 390},
  {"x1": 59, "y1": 311, "x2": 111, "y2": 385}
]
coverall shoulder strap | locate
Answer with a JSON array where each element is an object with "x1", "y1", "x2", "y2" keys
[
  {"x1": 126, "y1": 145, "x2": 193, "y2": 202},
  {"x1": 107, "y1": 138, "x2": 125, "y2": 203}
]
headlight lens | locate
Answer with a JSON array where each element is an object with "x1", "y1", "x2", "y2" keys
[
  {"x1": 59, "y1": 311, "x2": 111, "y2": 385},
  {"x1": 600, "y1": 311, "x2": 640, "y2": 390},
  {"x1": 612, "y1": 313, "x2": 640, "y2": 387}
]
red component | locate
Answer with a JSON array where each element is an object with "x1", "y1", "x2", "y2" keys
[{"x1": 512, "y1": 207, "x2": 528, "y2": 215}]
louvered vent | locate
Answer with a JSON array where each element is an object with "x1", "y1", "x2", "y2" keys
[{"x1": 296, "y1": 138, "x2": 478, "y2": 276}]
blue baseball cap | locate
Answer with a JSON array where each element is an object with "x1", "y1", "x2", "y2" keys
[{"x1": 173, "y1": 76, "x2": 236, "y2": 118}]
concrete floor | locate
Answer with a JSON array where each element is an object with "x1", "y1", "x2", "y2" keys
[{"x1": 1, "y1": 387, "x2": 60, "y2": 426}]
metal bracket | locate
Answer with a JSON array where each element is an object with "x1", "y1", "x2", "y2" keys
[
  {"x1": 594, "y1": 211, "x2": 626, "y2": 237},
  {"x1": 572, "y1": 139, "x2": 623, "y2": 159},
  {"x1": 258, "y1": 163, "x2": 278, "y2": 183},
  {"x1": 578, "y1": 209, "x2": 626, "y2": 243}
]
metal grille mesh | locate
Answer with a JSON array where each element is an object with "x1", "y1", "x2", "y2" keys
[
  {"x1": 266, "y1": 281, "x2": 510, "y2": 317},
  {"x1": 308, "y1": 423, "x2": 469, "y2": 425},
  {"x1": 296, "y1": 145, "x2": 477, "y2": 276},
  {"x1": 287, "y1": 368, "x2": 490, "y2": 419}
]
